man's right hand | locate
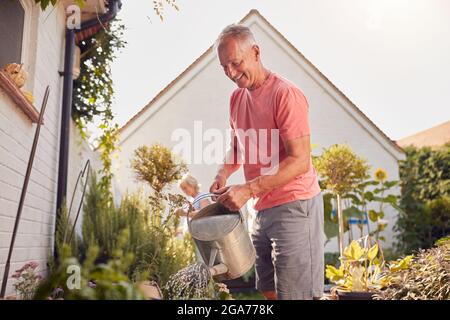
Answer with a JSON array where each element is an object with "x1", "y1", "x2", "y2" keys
[{"x1": 210, "y1": 174, "x2": 227, "y2": 193}]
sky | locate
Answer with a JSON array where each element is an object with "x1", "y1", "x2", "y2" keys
[{"x1": 109, "y1": 0, "x2": 450, "y2": 141}]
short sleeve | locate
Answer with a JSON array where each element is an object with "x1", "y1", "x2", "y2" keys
[{"x1": 275, "y1": 86, "x2": 310, "y2": 141}]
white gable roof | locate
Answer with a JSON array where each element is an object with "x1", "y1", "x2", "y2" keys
[{"x1": 119, "y1": 9, "x2": 404, "y2": 160}]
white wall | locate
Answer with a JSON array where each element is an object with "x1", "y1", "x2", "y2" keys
[
  {"x1": 115, "y1": 17, "x2": 403, "y2": 253},
  {"x1": 67, "y1": 120, "x2": 102, "y2": 239},
  {"x1": 0, "y1": 2, "x2": 99, "y2": 296}
]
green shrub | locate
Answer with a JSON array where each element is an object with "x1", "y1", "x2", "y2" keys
[
  {"x1": 34, "y1": 230, "x2": 146, "y2": 300},
  {"x1": 129, "y1": 143, "x2": 195, "y2": 287},
  {"x1": 81, "y1": 174, "x2": 195, "y2": 285},
  {"x1": 55, "y1": 199, "x2": 83, "y2": 261},
  {"x1": 81, "y1": 174, "x2": 122, "y2": 263},
  {"x1": 395, "y1": 144, "x2": 450, "y2": 254}
]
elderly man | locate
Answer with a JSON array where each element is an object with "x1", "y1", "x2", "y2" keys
[{"x1": 209, "y1": 24, "x2": 324, "y2": 300}]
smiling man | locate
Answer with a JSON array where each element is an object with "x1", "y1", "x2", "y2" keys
[{"x1": 209, "y1": 24, "x2": 324, "y2": 300}]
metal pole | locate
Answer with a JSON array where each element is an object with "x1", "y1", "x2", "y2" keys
[
  {"x1": 0, "y1": 86, "x2": 50, "y2": 298},
  {"x1": 337, "y1": 194, "x2": 345, "y2": 258},
  {"x1": 55, "y1": 28, "x2": 75, "y2": 260},
  {"x1": 67, "y1": 160, "x2": 90, "y2": 244}
]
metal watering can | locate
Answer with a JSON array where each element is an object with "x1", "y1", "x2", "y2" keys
[{"x1": 188, "y1": 193, "x2": 256, "y2": 281}]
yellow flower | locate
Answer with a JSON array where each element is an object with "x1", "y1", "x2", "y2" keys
[{"x1": 374, "y1": 168, "x2": 388, "y2": 182}]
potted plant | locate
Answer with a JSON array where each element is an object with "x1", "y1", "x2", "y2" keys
[{"x1": 325, "y1": 236, "x2": 388, "y2": 300}]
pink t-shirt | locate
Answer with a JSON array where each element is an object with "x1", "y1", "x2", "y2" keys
[{"x1": 229, "y1": 72, "x2": 320, "y2": 211}]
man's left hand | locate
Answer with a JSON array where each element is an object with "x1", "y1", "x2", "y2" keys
[{"x1": 216, "y1": 184, "x2": 252, "y2": 211}]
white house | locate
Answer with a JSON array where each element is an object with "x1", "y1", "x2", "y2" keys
[
  {"x1": 114, "y1": 10, "x2": 405, "y2": 253},
  {"x1": 0, "y1": 0, "x2": 108, "y2": 297}
]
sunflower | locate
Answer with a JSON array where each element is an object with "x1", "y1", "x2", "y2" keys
[{"x1": 374, "y1": 168, "x2": 388, "y2": 182}]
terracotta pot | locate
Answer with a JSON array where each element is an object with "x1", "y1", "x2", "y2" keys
[
  {"x1": 337, "y1": 290, "x2": 373, "y2": 300},
  {"x1": 137, "y1": 281, "x2": 163, "y2": 300}
]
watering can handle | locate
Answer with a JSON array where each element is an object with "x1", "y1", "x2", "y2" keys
[
  {"x1": 192, "y1": 192, "x2": 217, "y2": 207},
  {"x1": 187, "y1": 192, "x2": 244, "y2": 222}
]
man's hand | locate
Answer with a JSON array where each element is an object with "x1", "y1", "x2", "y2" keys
[
  {"x1": 209, "y1": 174, "x2": 227, "y2": 193},
  {"x1": 216, "y1": 184, "x2": 252, "y2": 211}
]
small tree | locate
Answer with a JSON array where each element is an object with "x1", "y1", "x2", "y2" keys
[
  {"x1": 315, "y1": 144, "x2": 370, "y2": 256},
  {"x1": 131, "y1": 143, "x2": 187, "y2": 194},
  {"x1": 131, "y1": 143, "x2": 188, "y2": 228},
  {"x1": 131, "y1": 143, "x2": 196, "y2": 288}
]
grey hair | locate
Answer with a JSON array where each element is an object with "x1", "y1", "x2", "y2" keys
[
  {"x1": 214, "y1": 24, "x2": 256, "y2": 52},
  {"x1": 179, "y1": 173, "x2": 200, "y2": 193}
]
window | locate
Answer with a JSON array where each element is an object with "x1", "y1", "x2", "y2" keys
[{"x1": 0, "y1": 0, "x2": 25, "y2": 67}]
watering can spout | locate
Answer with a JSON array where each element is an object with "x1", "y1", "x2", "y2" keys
[
  {"x1": 208, "y1": 263, "x2": 228, "y2": 277},
  {"x1": 188, "y1": 193, "x2": 255, "y2": 281}
]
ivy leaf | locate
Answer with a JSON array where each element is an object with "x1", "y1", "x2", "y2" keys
[{"x1": 39, "y1": 0, "x2": 50, "y2": 10}]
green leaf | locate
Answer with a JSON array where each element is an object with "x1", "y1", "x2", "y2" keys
[
  {"x1": 359, "y1": 180, "x2": 379, "y2": 188},
  {"x1": 343, "y1": 193, "x2": 361, "y2": 205},
  {"x1": 372, "y1": 188, "x2": 383, "y2": 194},
  {"x1": 364, "y1": 191, "x2": 374, "y2": 201},
  {"x1": 384, "y1": 194, "x2": 398, "y2": 205},
  {"x1": 384, "y1": 180, "x2": 399, "y2": 188},
  {"x1": 324, "y1": 219, "x2": 339, "y2": 240},
  {"x1": 368, "y1": 210, "x2": 378, "y2": 222},
  {"x1": 343, "y1": 206, "x2": 363, "y2": 218}
]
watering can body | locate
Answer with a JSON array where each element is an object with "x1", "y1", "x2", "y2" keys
[{"x1": 188, "y1": 194, "x2": 256, "y2": 281}]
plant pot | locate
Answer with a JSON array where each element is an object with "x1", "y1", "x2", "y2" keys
[
  {"x1": 337, "y1": 290, "x2": 373, "y2": 300},
  {"x1": 137, "y1": 281, "x2": 163, "y2": 300}
]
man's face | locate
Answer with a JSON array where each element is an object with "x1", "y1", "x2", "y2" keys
[{"x1": 218, "y1": 37, "x2": 259, "y2": 89}]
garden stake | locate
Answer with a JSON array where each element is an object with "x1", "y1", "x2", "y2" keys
[
  {"x1": 337, "y1": 194, "x2": 345, "y2": 258},
  {"x1": 1, "y1": 86, "x2": 50, "y2": 298},
  {"x1": 63, "y1": 159, "x2": 91, "y2": 244}
]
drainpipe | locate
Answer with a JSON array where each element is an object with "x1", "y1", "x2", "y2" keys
[{"x1": 55, "y1": 0, "x2": 122, "y2": 259}]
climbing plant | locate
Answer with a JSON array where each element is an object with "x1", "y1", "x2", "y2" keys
[
  {"x1": 32, "y1": 0, "x2": 179, "y2": 190},
  {"x1": 73, "y1": 19, "x2": 126, "y2": 190},
  {"x1": 33, "y1": 0, "x2": 179, "y2": 16}
]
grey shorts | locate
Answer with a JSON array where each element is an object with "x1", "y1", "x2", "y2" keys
[{"x1": 251, "y1": 193, "x2": 324, "y2": 300}]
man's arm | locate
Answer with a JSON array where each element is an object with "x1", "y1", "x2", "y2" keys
[
  {"x1": 210, "y1": 141, "x2": 241, "y2": 193},
  {"x1": 216, "y1": 135, "x2": 311, "y2": 211},
  {"x1": 248, "y1": 135, "x2": 311, "y2": 195}
]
